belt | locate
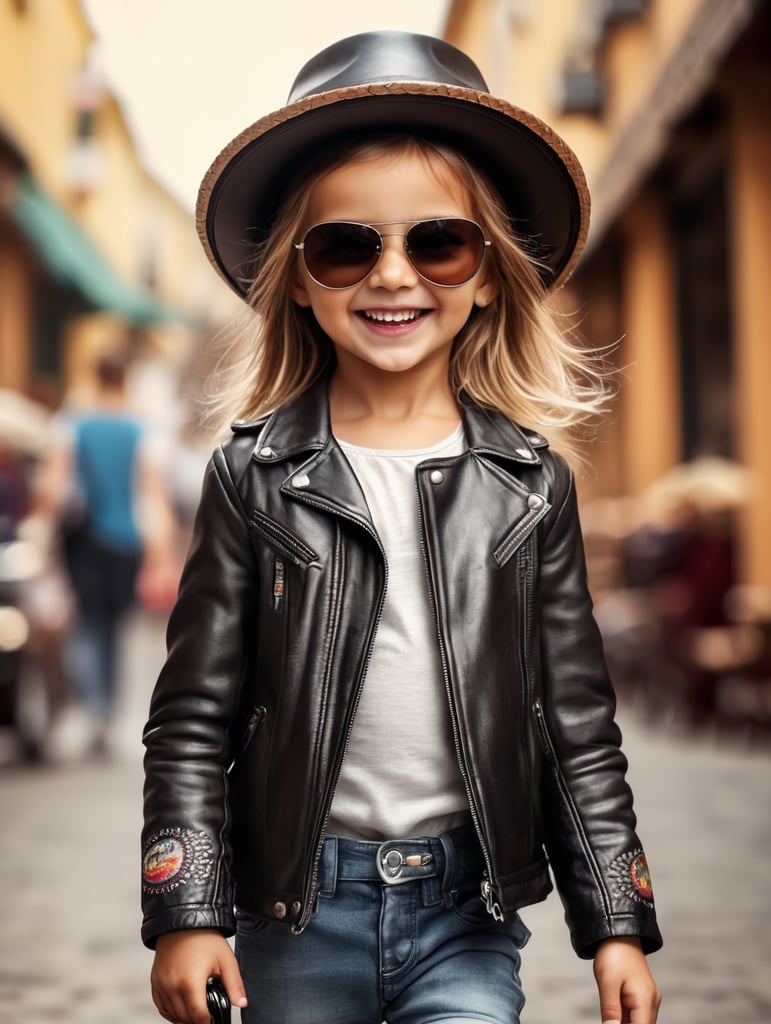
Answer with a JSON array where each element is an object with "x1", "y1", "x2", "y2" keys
[{"x1": 317, "y1": 823, "x2": 483, "y2": 894}]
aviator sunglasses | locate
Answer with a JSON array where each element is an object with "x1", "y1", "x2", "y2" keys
[{"x1": 293, "y1": 218, "x2": 492, "y2": 290}]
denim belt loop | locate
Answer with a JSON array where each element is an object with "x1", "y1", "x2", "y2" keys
[
  {"x1": 317, "y1": 835, "x2": 338, "y2": 897},
  {"x1": 438, "y1": 829, "x2": 460, "y2": 891}
]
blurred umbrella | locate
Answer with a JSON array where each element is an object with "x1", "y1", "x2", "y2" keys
[
  {"x1": 645, "y1": 456, "x2": 753, "y2": 513},
  {"x1": 0, "y1": 389, "x2": 52, "y2": 455}
]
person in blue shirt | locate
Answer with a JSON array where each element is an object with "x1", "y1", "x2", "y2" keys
[{"x1": 41, "y1": 348, "x2": 174, "y2": 755}]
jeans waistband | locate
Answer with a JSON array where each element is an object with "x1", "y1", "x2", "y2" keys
[{"x1": 317, "y1": 823, "x2": 483, "y2": 896}]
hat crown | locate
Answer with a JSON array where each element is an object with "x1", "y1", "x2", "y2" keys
[{"x1": 287, "y1": 31, "x2": 490, "y2": 103}]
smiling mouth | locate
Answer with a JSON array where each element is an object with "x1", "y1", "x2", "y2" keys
[{"x1": 359, "y1": 309, "x2": 426, "y2": 323}]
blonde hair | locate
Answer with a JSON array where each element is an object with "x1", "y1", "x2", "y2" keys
[{"x1": 205, "y1": 136, "x2": 612, "y2": 461}]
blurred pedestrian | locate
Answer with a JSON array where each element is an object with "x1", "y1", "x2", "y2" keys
[
  {"x1": 0, "y1": 446, "x2": 27, "y2": 542},
  {"x1": 142, "y1": 32, "x2": 662, "y2": 1024},
  {"x1": 38, "y1": 348, "x2": 175, "y2": 757}
]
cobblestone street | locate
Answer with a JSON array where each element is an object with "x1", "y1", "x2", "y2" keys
[{"x1": 1, "y1": 610, "x2": 769, "y2": 1022}]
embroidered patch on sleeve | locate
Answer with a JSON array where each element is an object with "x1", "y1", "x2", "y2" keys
[
  {"x1": 608, "y1": 849, "x2": 654, "y2": 908},
  {"x1": 142, "y1": 828, "x2": 214, "y2": 895}
]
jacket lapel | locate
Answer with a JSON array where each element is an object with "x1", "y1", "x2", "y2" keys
[{"x1": 247, "y1": 377, "x2": 550, "y2": 541}]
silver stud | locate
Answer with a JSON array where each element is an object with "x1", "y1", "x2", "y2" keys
[
  {"x1": 527, "y1": 494, "x2": 544, "y2": 510},
  {"x1": 430, "y1": 470, "x2": 444, "y2": 485},
  {"x1": 292, "y1": 473, "x2": 310, "y2": 489},
  {"x1": 259, "y1": 446, "x2": 274, "y2": 458},
  {"x1": 273, "y1": 901, "x2": 287, "y2": 919},
  {"x1": 290, "y1": 900, "x2": 301, "y2": 918}
]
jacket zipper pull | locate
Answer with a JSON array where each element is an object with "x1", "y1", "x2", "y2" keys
[
  {"x1": 226, "y1": 705, "x2": 266, "y2": 774},
  {"x1": 532, "y1": 698, "x2": 554, "y2": 755},
  {"x1": 481, "y1": 875, "x2": 504, "y2": 921},
  {"x1": 273, "y1": 559, "x2": 285, "y2": 610}
]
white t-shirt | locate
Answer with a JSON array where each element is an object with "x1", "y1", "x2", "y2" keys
[{"x1": 327, "y1": 425, "x2": 471, "y2": 840}]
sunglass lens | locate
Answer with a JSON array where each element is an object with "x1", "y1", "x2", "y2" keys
[
  {"x1": 302, "y1": 222, "x2": 381, "y2": 288},
  {"x1": 406, "y1": 219, "x2": 485, "y2": 286}
]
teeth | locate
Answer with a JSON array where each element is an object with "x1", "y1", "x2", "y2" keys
[{"x1": 363, "y1": 309, "x2": 420, "y2": 323}]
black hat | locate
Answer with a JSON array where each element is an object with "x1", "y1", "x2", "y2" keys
[{"x1": 197, "y1": 30, "x2": 590, "y2": 296}]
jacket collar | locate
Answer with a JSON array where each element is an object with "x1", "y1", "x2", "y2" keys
[{"x1": 247, "y1": 374, "x2": 547, "y2": 467}]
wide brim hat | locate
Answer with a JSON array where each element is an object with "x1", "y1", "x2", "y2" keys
[{"x1": 197, "y1": 30, "x2": 590, "y2": 297}]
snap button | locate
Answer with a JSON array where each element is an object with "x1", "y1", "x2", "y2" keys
[
  {"x1": 515, "y1": 447, "x2": 533, "y2": 459},
  {"x1": 384, "y1": 850, "x2": 403, "y2": 871},
  {"x1": 259, "y1": 446, "x2": 275, "y2": 458},
  {"x1": 273, "y1": 901, "x2": 287, "y2": 919},
  {"x1": 290, "y1": 900, "x2": 301, "y2": 919},
  {"x1": 527, "y1": 494, "x2": 544, "y2": 510},
  {"x1": 292, "y1": 473, "x2": 310, "y2": 489},
  {"x1": 429, "y1": 470, "x2": 444, "y2": 485}
]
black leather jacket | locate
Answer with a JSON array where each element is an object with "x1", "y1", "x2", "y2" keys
[{"x1": 141, "y1": 378, "x2": 662, "y2": 959}]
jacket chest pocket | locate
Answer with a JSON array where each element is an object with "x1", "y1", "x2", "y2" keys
[{"x1": 248, "y1": 510, "x2": 319, "y2": 612}]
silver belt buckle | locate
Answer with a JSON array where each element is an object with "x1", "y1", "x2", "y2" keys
[{"x1": 376, "y1": 843, "x2": 433, "y2": 885}]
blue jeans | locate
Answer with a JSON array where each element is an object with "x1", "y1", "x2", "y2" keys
[
  {"x1": 63, "y1": 533, "x2": 140, "y2": 718},
  {"x1": 236, "y1": 824, "x2": 529, "y2": 1024}
]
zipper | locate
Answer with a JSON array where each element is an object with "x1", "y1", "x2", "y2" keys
[
  {"x1": 532, "y1": 698, "x2": 554, "y2": 756},
  {"x1": 295, "y1": 518, "x2": 387, "y2": 933},
  {"x1": 517, "y1": 536, "x2": 544, "y2": 840},
  {"x1": 519, "y1": 531, "x2": 611, "y2": 915},
  {"x1": 226, "y1": 705, "x2": 266, "y2": 774},
  {"x1": 519, "y1": 535, "x2": 536, "y2": 706},
  {"x1": 250, "y1": 509, "x2": 318, "y2": 566},
  {"x1": 414, "y1": 469, "x2": 500, "y2": 920},
  {"x1": 272, "y1": 559, "x2": 285, "y2": 611}
]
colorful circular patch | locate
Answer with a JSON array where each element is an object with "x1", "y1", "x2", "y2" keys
[
  {"x1": 608, "y1": 848, "x2": 654, "y2": 908},
  {"x1": 142, "y1": 828, "x2": 214, "y2": 894},
  {"x1": 143, "y1": 836, "x2": 186, "y2": 887},
  {"x1": 630, "y1": 853, "x2": 653, "y2": 901}
]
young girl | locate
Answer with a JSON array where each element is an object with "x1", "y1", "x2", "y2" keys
[{"x1": 142, "y1": 31, "x2": 662, "y2": 1024}]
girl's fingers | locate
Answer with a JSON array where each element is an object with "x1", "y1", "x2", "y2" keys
[{"x1": 219, "y1": 961, "x2": 248, "y2": 1009}]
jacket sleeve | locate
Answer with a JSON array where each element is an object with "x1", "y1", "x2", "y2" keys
[
  {"x1": 535, "y1": 453, "x2": 662, "y2": 958},
  {"x1": 141, "y1": 444, "x2": 257, "y2": 948}
]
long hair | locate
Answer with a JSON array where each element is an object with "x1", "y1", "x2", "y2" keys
[{"x1": 204, "y1": 135, "x2": 612, "y2": 460}]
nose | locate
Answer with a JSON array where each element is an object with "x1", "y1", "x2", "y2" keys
[{"x1": 368, "y1": 234, "x2": 419, "y2": 290}]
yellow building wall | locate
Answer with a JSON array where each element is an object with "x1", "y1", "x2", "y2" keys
[
  {"x1": 0, "y1": 0, "x2": 90, "y2": 196},
  {"x1": 445, "y1": 0, "x2": 771, "y2": 585},
  {"x1": 0, "y1": 0, "x2": 238, "y2": 349},
  {"x1": 727, "y1": 67, "x2": 771, "y2": 586},
  {"x1": 447, "y1": 0, "x2": 707, "y2": 194}
]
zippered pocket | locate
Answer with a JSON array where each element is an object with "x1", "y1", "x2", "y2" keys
[
  {"x1": 249, "y1": 510, "x2": 318, "y2": 566},
  {"x1": 227, "y1": 704, "x2": 266, "y2": 773},
  {"x1": 532, "y1": 698, "x2": 554, "y2": 757}
]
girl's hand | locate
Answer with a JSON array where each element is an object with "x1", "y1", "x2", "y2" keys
[
  {"x1": 150, "y1": 929, "x2": 247, "y2": 1024},
  {"x1": 593, "y1": 936, "x2": 662, "y2": 1024}
]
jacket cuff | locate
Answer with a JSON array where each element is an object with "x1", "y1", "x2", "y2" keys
[
  {"x1": 141, "y1": 904, "x2": 236, "y2": 950},
  {"x1": 571, "y1": 912, "x2": 663, "y2": 960}
]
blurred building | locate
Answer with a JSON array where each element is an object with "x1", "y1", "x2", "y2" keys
[
  {"x1": 445, "y1": 0, "x2": 770, "y2": 585},
  {"x1": 0, "y1": 0, "x2": 240, "y2": 410}
]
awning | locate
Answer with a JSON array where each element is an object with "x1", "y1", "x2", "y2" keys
[{"x1": 5, "y1": 173, "x2": 181, "y2": 326}]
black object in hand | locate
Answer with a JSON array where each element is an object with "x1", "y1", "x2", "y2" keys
[{"x1": 206, "y1": 977, "x2": 231, "y2": 1023}]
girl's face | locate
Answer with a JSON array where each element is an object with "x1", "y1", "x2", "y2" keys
[{"x1": 290, "y1": 148, "x2": 496, "y2": 383}]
